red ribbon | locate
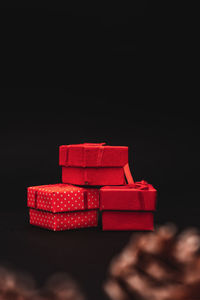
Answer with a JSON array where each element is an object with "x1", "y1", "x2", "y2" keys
[
  {"x1": 65, "y1": 143, "x2": 106, "y2": 169},
  {"x1": 123, "y1": 163, "x2": 134, "y2": 184},
  {"x1": 83, "y1": 190, "x2": 88, "y2": 209},
  {"x1": 113, "y1": 180, "x2": 149, "y2": 210},
  {"x1": 82, "y1": 143, "x2": 105, "y2": 168},
  {"x1": 34, "y1": 190, "x2": 38, "y2": 208},
  {"x1": 111, "y1": 180, "x2": 149, "y2": 190},
  {"x1": 128, "y1": 181, "x2": 149, "y2": 210},
  {"x1": 64, "y1": 145, "x2": 71, "y2": 166},
  {"x1": 128, "y1": 180, "x2": 149, "y2": 190},
  {"x1": 82, "y1": 143, "x2": 105, "y2": 183}
]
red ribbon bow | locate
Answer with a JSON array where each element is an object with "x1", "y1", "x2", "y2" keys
[
  {"x1": 113, "y1": 180, "x2": 149, "y2": 210},
  {"x1": 128, "y1": 180, "x2": 149, "y2": 190}
]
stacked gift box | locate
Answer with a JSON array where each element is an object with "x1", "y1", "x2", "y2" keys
[
  {"x1": 59, "y1": 143, "x2": 128, "y2": 186},
  {"x1": 27, "y1": 143, "x2": 157, "y2": 231},
  {"x1": 100, "y1": 181, "x2": 157, "y2": 230},
  {"x1": 28, "y1": 184, "x2": 99, "y2": 231}
]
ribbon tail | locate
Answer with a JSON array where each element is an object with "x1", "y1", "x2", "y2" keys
[
  {"x1": 123, "y1": 163, "x2": 134, "y2": 184},
  {"x1": 65, "y1": 146, "x2": 69, "y2": 166},
  {"x1": 96, "y1": 146, "x2": 104, "y2": 166},
  {"x1": 34, "y1": 190, "x2": 38, "y2": 208}
]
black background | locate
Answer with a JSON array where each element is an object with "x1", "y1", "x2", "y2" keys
[{"x1": 0, "y1": 3, "x2": 199, "y2": 300}]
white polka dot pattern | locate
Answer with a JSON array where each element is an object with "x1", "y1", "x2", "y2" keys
[
  {"x1": 29, "y1": 208, "x2": 98, "y2": 231},
  {"x1": 27, "y1": 184, "x2": 99, "y2": 213}
]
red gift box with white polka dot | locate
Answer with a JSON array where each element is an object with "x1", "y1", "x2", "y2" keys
[{"x1": 27, "y1": 184, "x2": 99, "y2": 231}]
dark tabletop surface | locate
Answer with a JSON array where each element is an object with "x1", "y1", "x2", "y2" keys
[
  {"x1": 0, "y1": 211, "x2": 134, "y2": 300},
  {"x1": 1, "y1": 205, "x2": 200, "y2": 300}
]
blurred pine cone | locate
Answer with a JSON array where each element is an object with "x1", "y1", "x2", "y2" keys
[
  {"x1": 39, "y1": 273, "x2": 85, "y2": 300},
  {"x1": 0, "y1": 266, "x2": 36, "y2": 300},
  {"x1": 104, "y1": 224, "x2": 200, "y2": 300},
  {"x1": 0, "y1": 268, "x2": 85, "y2": 300}
]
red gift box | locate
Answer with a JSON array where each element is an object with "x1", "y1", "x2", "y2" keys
[
  {"x1": 100, "y1": 180, "x2": 157, "y2": 211},
  {"x1": 100, "y1": 180, "x2": 156, "y2": 231},
  {"x1": 60, "y1": 143, "x2": 128, "y2": 186},
  {"x1": 29, "y1": 208, "x2": 98, "y2": 231},
  {"x1": 101, "y1": 211, "x2": 154, "y2": 231},
  {"x1": 27, "y1": 184, "x2": 99, "y2": 231},
  {"x1": 59, "y1": 143, "x2": 128, "y2": 167}
]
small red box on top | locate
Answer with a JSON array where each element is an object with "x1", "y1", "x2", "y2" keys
[{"x1": 59, "y1": 143, "x2": 128, "y2": 186}]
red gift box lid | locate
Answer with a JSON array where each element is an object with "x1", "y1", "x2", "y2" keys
[
  {"x1": 59, "y1": 143, "x2": 128, "y2": 167},
  {"x1": 100, "y1": 180, "x2": 157, "y2": 211},
  {"x1": 27, "y1": 184, "x2": 99, "y2": 213}
]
